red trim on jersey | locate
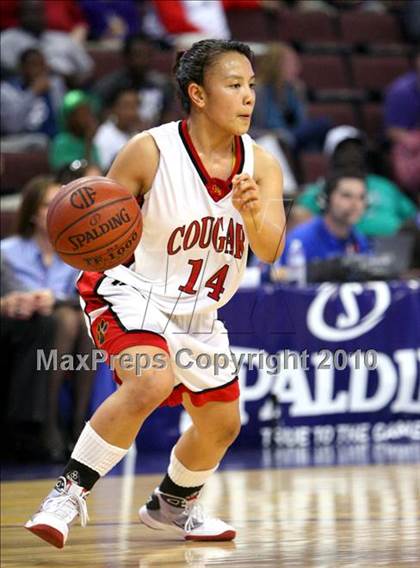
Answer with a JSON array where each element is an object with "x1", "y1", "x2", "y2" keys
[
  {"x1": 179, "y1": 120, "x2": 245, "y2": 202},
  {"x1": 160, "y1": 377, "x2": 240, "y2": 407}
]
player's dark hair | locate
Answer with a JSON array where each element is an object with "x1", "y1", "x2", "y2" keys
[
  {"x1": 16, "y1": 175, "x2": 57, "y2": 238},
  {"x1": 174, "y1": 39, "x2": 254, "y2": 113}
]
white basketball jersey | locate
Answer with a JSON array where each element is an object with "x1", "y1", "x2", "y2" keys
[{"x1": 106, "y1": 121, "x2": 254, "y2": 315}]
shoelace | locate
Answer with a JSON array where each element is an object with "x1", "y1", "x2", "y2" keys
[
  {"x1": 43, "y1": 493, "x2": 89, "y2": 527},
  {"x1": 184, "y1": 501, "x2": 206, "y2": 533}
]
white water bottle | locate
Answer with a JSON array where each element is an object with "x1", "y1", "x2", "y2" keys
[{"x1": 286, "y1": 239, "x2": 307, "y2": 287}]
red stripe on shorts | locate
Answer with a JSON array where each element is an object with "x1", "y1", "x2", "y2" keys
[
  {"x1": 77, "y1": 271, "x2": 170, "y2": 385},
  {"x1": 160, "y1": 377, "x2": 240, "y2": 407}
]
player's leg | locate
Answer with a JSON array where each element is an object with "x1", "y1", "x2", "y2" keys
[
  {"x1": 87, "y1": 345, "x2": 173, "y2": 446},
  {"x1": 25, "y1": 344, "x2": 174, "y2": 548},
  {"x1": 174, "y1": 394, "x2": 241, "y2": 469},
  {"x1": 69, "y1": 311, "x2": 96, "y2": 444},
  {"x1": 139, "y1": 395, "x2": 240, "y2": 541}
]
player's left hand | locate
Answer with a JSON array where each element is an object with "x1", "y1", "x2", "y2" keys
[{"x1": 232, "y1": 173, "x2": 262, "y2": 220}]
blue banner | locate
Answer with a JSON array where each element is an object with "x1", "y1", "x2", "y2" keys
[
  {"x1": 91, "y1": 280, "x2": 420, "y2": 450},
  {"x1": 221, "y1": 280, "x2": 420, "y2": 449}
]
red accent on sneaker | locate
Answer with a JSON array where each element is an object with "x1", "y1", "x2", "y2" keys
[
  {"x1": 185, "y1": 529, "x2": 236, "y2": 541},
  {"x1": 25, "y1": 524, "x2": 65, "y2": 549}
]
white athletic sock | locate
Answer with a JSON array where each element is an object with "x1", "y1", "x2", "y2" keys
[
  {"x1": 71, "y1": 421, "x2": 128, "y2": 477},
  {"x1": 167, "y1": 448, "x2": 219, "y2": 487}
]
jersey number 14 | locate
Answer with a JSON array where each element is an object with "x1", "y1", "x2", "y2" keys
[{"x1": 179, "y1": 260, "x2": 229, "y2": 302}]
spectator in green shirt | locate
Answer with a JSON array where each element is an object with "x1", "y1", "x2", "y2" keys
[
  {"x1": 298, "y1": 126, "x2": 417, "y2": 237},
  {"x1": 49, "y1": 90, "x2": 100, "y2": 172}
]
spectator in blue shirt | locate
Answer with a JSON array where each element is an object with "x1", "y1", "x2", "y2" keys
[
  {"x1": 271, "y1": 169, "x2": 370, "y2": 280},
  {"x1": 1, "y1": 175, "x2": 95, "y2": 461}
]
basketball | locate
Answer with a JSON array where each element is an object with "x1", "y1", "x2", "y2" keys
[{"x1": 47, "y1": 176, "x2": 142, "y2": 271}]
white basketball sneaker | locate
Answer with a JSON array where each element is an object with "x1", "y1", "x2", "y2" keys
[
  {"x1": 139, "y1": 488, "x2": 236, "y2": 541},
  {"x1": 25, "y1": 476, "x2": 89, "y2": 548}
]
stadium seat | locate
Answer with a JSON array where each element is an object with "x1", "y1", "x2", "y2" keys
[
  {"x1": 366, "y1": 43, "x2": 414, "y2": 57},
  {"x1": 226, "y1": 9, "x2": 276, "y2": 42},
  {"x1": 339, "y1": 11, "x2": 402, "y2": 45},
  {"x1": 308, "y1": 102, "x2": 359, "y2": 128},
  {"x1": 278, "y1": 9, "x2": 338, "y2": 44},
  {"x1": 150, "y1": 48, "x2": 176, "y2": 75},
  {"x1": 1, "y1": 150, "x2": 50, "y2": 194},
  {"x1": 87, "y1": 47, "x2": 123, "y2": 83},
  {"x1": 0, "y1": 209, "x2": 17, "y2": 239},
  {"x1": 361, "y1": 103, "x2": 384, "y2": 141},
  {"x1": 300, "y1": 152, "x2": 328, "y2": 184},
  {"x1": 351, "y1": 55, "x2": 410, "y2": 92},
  {"x1": 301, "y1": 54, "x2": 350, "y2": 90},
  {"x1": 87, "y1": 45, "x2": 175, "y2": 82}
]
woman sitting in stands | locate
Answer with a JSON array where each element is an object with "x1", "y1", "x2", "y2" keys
[
  {"x1": 252, "y1": 42, "x2": 331, "y2": 152},
  {"x1": 0, "y1": 175, "x2": 95, "y2": 461}
]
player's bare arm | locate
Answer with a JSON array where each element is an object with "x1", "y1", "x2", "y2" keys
[
  {"x1": 106, "y1": 132, "x2": 160, "y2": 197},
  {"x1": 232, "y1": 144, "x2": 286, "y2": 264}
]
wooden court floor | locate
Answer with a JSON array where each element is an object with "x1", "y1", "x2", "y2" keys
[{"x1": 1, "y1": 464, "x2": 419, "y2": 567}]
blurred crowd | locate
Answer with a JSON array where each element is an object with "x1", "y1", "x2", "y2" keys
[{"x1": 0, "y1": 0, "x2": 419, "y2": 462}]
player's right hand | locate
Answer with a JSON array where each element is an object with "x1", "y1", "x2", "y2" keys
[{"x1": 232, "y1": 173, "x2": 262, "y2": 221}]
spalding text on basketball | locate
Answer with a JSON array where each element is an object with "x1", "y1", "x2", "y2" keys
[
  {"x1": 68, "y1": 207, "x2": 131, "y2": 250},
  {"x1": 167, "y1": 216, "x2": 245, "y2": 259},
  {"x1": 70, "y1": 186, "x2": 97, "y2": 209}
]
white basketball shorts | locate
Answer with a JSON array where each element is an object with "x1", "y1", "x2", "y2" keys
[{"x1": 77, "y1": 271, "x2": 239, "y2": 407}]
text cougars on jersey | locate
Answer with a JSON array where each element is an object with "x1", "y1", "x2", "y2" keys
[{"x1": 167, "y1": 216, "x2": 245, "y2": 258}]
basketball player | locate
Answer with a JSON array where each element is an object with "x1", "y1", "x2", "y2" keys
[{"x1": 25, "y1": 39, "x2": 286, "y2": 548}]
